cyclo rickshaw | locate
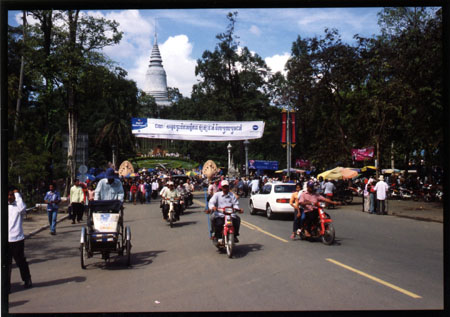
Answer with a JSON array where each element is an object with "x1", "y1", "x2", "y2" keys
[{"x1": 80, "y1": 200, "x2": 131, "y2": 268}]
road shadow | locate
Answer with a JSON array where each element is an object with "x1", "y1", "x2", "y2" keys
[
  {"x1": 10, "y1": 276, "x2": 86, "y2": 293},
  {"x1": 229, "y1": 243, "x2": 263, "y2": 258},
  {"x1": 8, "y1": 300, "x2": 29, "y2": 308},
  {"x1": 297, "y1": 237, "x2": 342, "y2": 246},
  {"x1": 172, "y1": 221, "x2": 198, "y2": 227},
  {"x1": 25, "y1": 243, "x2": 80, "y2": 264},
  {"x1": 180, "y1": 210, "x2": 196, "y2": 215},
  {"x1": 87, "y1": 250, "x2": 166, "y2": 270}
]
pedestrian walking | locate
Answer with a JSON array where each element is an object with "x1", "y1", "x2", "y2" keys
[
  {"x1": 70, "y1": 179, "x2": 85, "y2": 223},
  {"x1": 7, "y1": 187, "x2": 32, "y2": 293},
  {"x1": 130, "y1": 182, "x2": 138, "y2": 205},
  {"x1": 290, "y1": 183, "x2": 304, "y2": 240},
  {"x1": 138, "y1": 180, "x2": 146, "y2": 204},
  {"x1": 152, "y1": 179, "x2": 159, "y2": 200},
  {"x1": 145, "y1": 180, "x2": 152, "y2": 203},
  {"x1": 44, "y1": 183, "x2": 61, "y2": 235},
  {"x1": 374, "y1": 175, "x2": 389, "y2": 215},
  {"x1": 87, "y1": 183, "x2": 95, "y2": 202}
]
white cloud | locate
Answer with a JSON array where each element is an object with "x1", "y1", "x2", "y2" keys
[
  {"x1": 265, "y1": 53, "x2": 290, "y2": 76},
  {"x1": 159, "y1": 35, "x2": 198, "y2": 97},
  {"x1": 249, "y1": 25, "x2": 261, "y2": 36}
]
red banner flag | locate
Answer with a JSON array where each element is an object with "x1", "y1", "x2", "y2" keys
[
  {"x1": 290, "y1": 112, "x2": 296, "y2": 146},
  {"x1": 281, "y1": 111, "x2": 287, "y2": 144},
  {"x1": 351, "y1": 147, "x2": 374, "y2": 161}
]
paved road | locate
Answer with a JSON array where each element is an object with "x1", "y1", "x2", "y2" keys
[{"x1": 8, "y1": 195, "x2": 443, "y2": 313}]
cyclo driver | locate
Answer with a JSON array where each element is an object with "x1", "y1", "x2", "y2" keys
[
  {"x1": 298, "y1": 181, "x2": 340, "y2": 237},
  {"x1": 208, "y1": 180, "x2": 243, "y2": 243},
  {"x1": 161, "y1": 181, "x2": 181, "y2": 221}
]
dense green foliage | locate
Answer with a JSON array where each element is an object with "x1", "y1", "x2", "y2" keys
[{"x1": 8, "y1": 8, "x2": 443, "y2": 203}]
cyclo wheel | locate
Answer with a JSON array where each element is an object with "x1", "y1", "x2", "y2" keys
[
  {"x1": 126, "y1": 240, "x2": 131, "y2": 266},
  {"x1": 226, "y1": 233, "x2": 234, "y2": 258},
  {"x1": 80, "y1": 243, "x2": 87, "y2": 269},
  {"x1": 321, "y1": 223, "x2": 335, "y2": 245}
]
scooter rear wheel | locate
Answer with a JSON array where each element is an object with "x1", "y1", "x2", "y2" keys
[{"x1": 321, "y1": 223, "x2": 335, "y2": 245}]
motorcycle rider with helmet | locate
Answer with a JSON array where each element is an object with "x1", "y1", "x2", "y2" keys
[
  {"x1": 208, "y1": 180, "x2": 243, "y2": 243},
  {"x1": 298, "y1": 181, "x2": 340, "y2": 237}
]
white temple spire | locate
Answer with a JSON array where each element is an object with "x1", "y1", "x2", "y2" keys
[{"x1": 145, "y1": 21, "x2": 171, "y2": 107}]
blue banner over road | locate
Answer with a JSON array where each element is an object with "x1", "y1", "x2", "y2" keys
[{"x1": 132, "y1": 118, "x2": 265, "y2": 141}]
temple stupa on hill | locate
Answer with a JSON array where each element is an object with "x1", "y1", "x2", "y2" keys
[{"x1": 145, "y1": 33, "x2": 171, "y2": 107}]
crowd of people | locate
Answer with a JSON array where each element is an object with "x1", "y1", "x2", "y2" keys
[{"x1": 8, "y1": 162, "x2": 443, "y2": 293}]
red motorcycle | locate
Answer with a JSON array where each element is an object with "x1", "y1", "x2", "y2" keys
[
  {"x1": 212, "y1": 207, "x2": 241, "y2": 258},
  {"x1": 299, "y1": 202, "x2": 335, "y2": 245}
]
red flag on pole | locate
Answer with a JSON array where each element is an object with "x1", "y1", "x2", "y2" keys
[
  {"x1": 281, "y1": 111, "x2": 287, "y2": 144},
  {"x1": 290, "y1": 112, "x2": 296, "y2": 147}
]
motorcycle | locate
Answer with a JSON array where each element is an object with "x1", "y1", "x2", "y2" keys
[
  {"x1": 299, "y1": 202, "x2": 335, "y2": 245},
  {"x1": 211, "y1": 207, "x2": 240, "y2": 258},
  {"x1": 163, "y1": 197, "x2": 179, "y2": 228}
]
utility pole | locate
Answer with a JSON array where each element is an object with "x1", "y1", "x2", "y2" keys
[{"x1": 286, "y1": 108, "x2": 291, "y2": 179}]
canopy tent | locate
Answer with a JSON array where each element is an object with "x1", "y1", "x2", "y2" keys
[
  {"x1": 382, "y1": 168, "x2": 401, "y2": 174},
  {"x1": 275, "y1": 168, "x2": 305, "y2": 174},
  {"x1": 186, "y1": 170, "x2": 199, "y2": 177}
]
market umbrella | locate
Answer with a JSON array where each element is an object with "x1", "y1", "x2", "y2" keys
[
  {"x1": 186, "y1": 171, "x2": 198, "y2": 177},
  {"x1": 382, "y1": 168, "x2": 401, "y2": 174},
  {"x1": 361, "y1": 166, "x2": 376, "y2": 173},
  {"x1": 317, "y1": 167, "x2": 344, "y2": 180},
  {"x1": 341, "y1": 168, "x2": 359, "y2": 180}
]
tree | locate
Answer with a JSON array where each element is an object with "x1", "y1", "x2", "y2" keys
[{"x1": 189, "y1": 12, "x2": 276, "y2": 166}]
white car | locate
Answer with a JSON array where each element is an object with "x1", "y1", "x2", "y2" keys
[{"x1": 249, "y1": 182, "x2": 297, "y2": 219}]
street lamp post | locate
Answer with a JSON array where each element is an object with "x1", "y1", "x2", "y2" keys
[
  {"x1": 244, "y1": 140, "x2": 249, "y2": 177},
  {"x1": 112, "y1": 144, "x2": 116, "y2": 169},
  {"x1": 227, "y1": 143, "x2": 232, "y2": 175}
]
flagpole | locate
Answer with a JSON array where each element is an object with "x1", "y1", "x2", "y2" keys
[{"x1": 287, "y1": 108, "x2": 291, "y2": 179}]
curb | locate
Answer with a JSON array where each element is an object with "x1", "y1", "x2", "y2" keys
[{"x1": 25, "y1": 214, "x2": 71, "y2": 239}]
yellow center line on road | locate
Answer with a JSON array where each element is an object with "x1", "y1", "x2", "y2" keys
[
  {"x1": 326, "y1": 258, "x2": 422, "y2": 299},
  {"x1": 193, "y1": 199, "x2": 288, "y2": 243}
]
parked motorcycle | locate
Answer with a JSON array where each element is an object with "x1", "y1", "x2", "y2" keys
[{"x1": 299, "y1": 202, "x2": 335, "y2": 245}]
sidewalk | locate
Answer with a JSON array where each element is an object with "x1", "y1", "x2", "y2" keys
[
  {"x1": 23, "y1": 206, "x2": 71, "y2": 239},
  {"x1": 347, "y1": 197, "x2": 443, "y2": 223},
  {"x1": 22, "y1": 196, "x2": 443, "y2": 239}
]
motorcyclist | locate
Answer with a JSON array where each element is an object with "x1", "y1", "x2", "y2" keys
[
  {"x1": 298, "y1": 181, "x2": 340, "y2": 237},
  {"x1": 183, "y1": 178, "x2": 194, "y2": 206},
  {"x1": 161, "y1": 181, "x2": 181, "y2": 221},
  {"x1": 208, "y1": 180, "x2": 243, "y2": 243}
]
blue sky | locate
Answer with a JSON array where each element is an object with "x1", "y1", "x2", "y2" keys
[{"x1": 9, "y1": 8, "x2": 383, "y2": 97}]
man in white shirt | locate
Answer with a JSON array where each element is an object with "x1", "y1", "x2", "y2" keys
[
  {"x1": 151, "y1": 179, "x2": 160, "y2": 199},
  {"x1": 208, "y1": 180, "x2": 243, "y2": 242},
  {"x1": 249, "y1": 177, "x2": 260, "y2": 195},
  {"x1": 8, "y1": 188, "x2": 32, "y2": 293},
  {"x1": 374, "y1": 175, "x2": 389, "y2": 215},
  {"x1": 94, "y1": 168, "x2": 124, "y2": 202}
]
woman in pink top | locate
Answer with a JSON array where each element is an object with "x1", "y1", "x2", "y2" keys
[{"x1": 87, "y1": 184, "x2": 95, "y2": 201}]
